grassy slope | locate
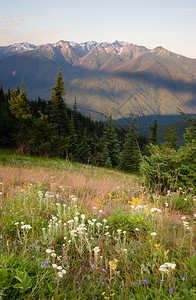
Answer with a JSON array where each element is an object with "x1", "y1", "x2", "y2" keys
[{"x1": 0, "y1": 150, "x2": 195, "y2": 299}]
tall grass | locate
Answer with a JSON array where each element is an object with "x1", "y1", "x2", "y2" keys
[{"x1": 0, "y1": 151, "x2": 195, "y2": 299}]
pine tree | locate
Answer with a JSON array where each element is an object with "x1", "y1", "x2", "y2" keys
[
  {"x1": 8, "y1": 81, "x2": 32, "y2": 153},
  {"x1": 102, "y1": 114, "x2": 120, "y2": 167},
  {"x1": 9, "y1": 81, "x2": 31, "y2": 120},
  {"x1": 149, "y1": 119, "x2": 158, "y2": 145},
  {"x1": 119, "y1": 117, "x2": 141, "y2": 172},
  {"x1": 77, "y1": 129, "x2": 91, "y2": 163},
  {"x1": 164, "y1": 124, "x2": 178, "y2": 149},
  {"x1": 48, "y1": 67, "x2": 69, "y2": 136}
]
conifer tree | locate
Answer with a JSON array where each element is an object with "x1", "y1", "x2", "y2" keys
[
  {"x1": 119, "y1": 117, "x2": 141, "y2": 172},
  {"x1": 9, "y1": 81, "x2": 31, "y2": 120},
  {"x1": 149, "y1": 119, "x2": 158, "y2": 145},
  {"x1": 77, "y1": 129, "x2": 91, "y2": 163},
  {"x1": 8, "y1": 81, "x2": 32, "y2": 153},
  {"x1": 102, "y1": 113, "x2": 120, "y2": 167},
  {"x1": 164, "y1": 124, "x2": 178, "y2": 149},
  {"x1": 48, "y1": 67, "x2": 69, "y2": 136}
]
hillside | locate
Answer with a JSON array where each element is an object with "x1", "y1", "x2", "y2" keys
[{"x1": 0, "y1": 41, "x2": 196, "y2": 120}]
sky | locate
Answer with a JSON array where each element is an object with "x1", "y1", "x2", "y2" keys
[{"x1": 0, "y1": 0, "x2": 196, "y2": 58}]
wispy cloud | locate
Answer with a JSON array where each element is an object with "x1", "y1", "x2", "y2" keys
[
  {"x1": 0, "y1": 15, "x2": 25, "y2": 26},
  {"x1": 178, "y1": 8, "x2": 196, "y2": 15}
]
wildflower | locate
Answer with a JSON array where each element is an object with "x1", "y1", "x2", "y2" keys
[
  {"x1": 159, "y1": 266, "x2": 169, "y2": 273},
  {"x1": 135, "y1": 228, "x2": 140, "y2": 231},
  {"x1": 15, "y1": 222, "x2": 19, "y2": 225},
  {"x1": 155, "y1": 243, "x2": 161, "y2": 247},
  {"x1": 116, "y1": 229, "x2": 122, "y2": 234},
  {"x1": 102, "y1": 268, "x2": 106, "y2": 273},
  {"x1": 164, "y1": 263, "x2": 176, "y2": 269},
  {"x1": 57, "y1": 272, "x2": 63, "y2": 277},
  {"x1": 99, "y1": 280, "x2": 104, "y2": 284},
  {"x1": 123, "y1": 230, "x2": 126, "y2": 234},
  {"x1": 144, "y1": 279, "x2": 148, "y2": 285},
  {"x1": 91, "y1": 264, "x2": 95, "y2": 271},
  {"x1": 52, "y1": 264, "x2": 57, "y2": 269},
  {"x1": 181, "y1": 216, "x2": 186, "y2": 220},
  {"x1": 103, "y1": 219, "x2": 107, "y2": 223},
  {"x1": 93, "y1": 246, "x2": 100, "y2": 253},
  {"x1": 51, "y1": 253, "x2": 57, "y2": 257},
  {"x1": 169, "y1": 288, "x2": 174, "y2": 293},
  {"x1": 81, "y1": 214, "x2": 85, "y2": 220},
  {"x1": 56, "y1": 266, "x2": 62, "y2": 270},
  {"x1": 138, "y1": 280, "x2": 142, "y2": 285},
  {"x1": 151, "y1": 232, "x2": 157, "y2": 236},
  {"x1": 150, "y1": 208, "x2": 161, "y2": 213},
  {"x1": 182, "y1": 276, "x2": 186, "y2": 281},
  {"x1": 124, "y1": 249, "x2": 128, "y2": 252},
  {"x1": 46, "y1": 249, "x2": 54, "y2": 254},
  {"x1": 21, "y1": 224, "x2": 32, "y2": 229},
  {"x1": 159, "y1": 262, "x2": 176, "y2": 273}
]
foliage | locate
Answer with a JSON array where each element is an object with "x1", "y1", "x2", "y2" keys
[
  {"x1": 119, "y1": 117, "x2": 141, "y2": 172},
  {"x1": 164, "y1": 124, "x2": 178, "y2": 149},
  {"x1": 140, "y1": 114, "x2": 196, "y2": 192},
  {"x1": 102, "y1": 114, "x2": 120, "y2": 167}
]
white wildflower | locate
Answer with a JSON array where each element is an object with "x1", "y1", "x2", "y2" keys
[
  {"x1": 52, "y1": 264, "x2": 57, "y2": 269},
  {"x1": 93, "y1": 246, "x2": 100, "y2": 253},
  {"x1": 46, "y1": 249, "x2": 54, "y2": 254},
  {"x1": 21, "y1": 224, "x2": 32, "y2": 229},
  {"x1": 151, "y1": 232, "x2": 157, "y2": 236}
]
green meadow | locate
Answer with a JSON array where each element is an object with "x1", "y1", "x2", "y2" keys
[{"x1": 0, "y1": 151, "x2": 195, "y2": 299}]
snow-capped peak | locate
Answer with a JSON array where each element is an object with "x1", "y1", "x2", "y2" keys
[{"x1": 9, "y1": 42, "x2": 37, "y2": 51}]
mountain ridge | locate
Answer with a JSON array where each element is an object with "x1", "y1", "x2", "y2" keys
[{"x1": 0, "y1": 40, "x2": 195, "y2": 120}]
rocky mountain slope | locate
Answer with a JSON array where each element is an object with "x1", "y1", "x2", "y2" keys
[{"x1": 0, "y1": 40, "x2": 195, "y2": 120}]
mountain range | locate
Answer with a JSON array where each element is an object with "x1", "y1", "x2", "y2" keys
[{"x1": 0, "y1": 40, "x2": 196, "y2": 121}]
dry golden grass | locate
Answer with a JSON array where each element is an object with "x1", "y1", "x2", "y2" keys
[{"x1": 0, "y1": 163, "x2": 139, "y2": 201}]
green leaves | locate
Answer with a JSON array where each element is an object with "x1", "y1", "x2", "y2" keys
[{"x1": 14, "y1": 270, "x2": 32, "y2": 291}]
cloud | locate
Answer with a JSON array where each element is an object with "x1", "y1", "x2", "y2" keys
[
  {"x1": 0, "y1": 15, "x2": 25, "y2": 26},
  {"x1": 178, "y1": 8, "x2": 196, "y2": 15}
]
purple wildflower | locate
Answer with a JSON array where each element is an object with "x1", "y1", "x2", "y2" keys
[
  {"x1": 138, "y1": 280, "x2": 142, "y2": 285},
  {"x1": 182, "y1": 276, "x2": 186, "y2": 281},
  {"x1": 91, "y1": 264, "x2": 95, "y2": 271},
  {"x1": 102, "y1": 269, "x2": 106, "y2": 273},
  {"x1": 144, "y1": 279, "x2": 148, "y2": 286},
  {"x1": 169, "y1": 288, "x2": 174, "y2": 293}
]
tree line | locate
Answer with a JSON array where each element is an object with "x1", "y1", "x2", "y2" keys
[{"x1": 0, "y1": 68, "x2": 195, "y2": 189}]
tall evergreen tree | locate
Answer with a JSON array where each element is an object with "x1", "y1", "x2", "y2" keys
[
  {"x1": 102, "y1": 114, "x2": 120, "y2": 167},
  {"x1": 8, "y1": 81, "x2": 32, "y2": 153},
  {"x1": 149, "y1": 119, "x2": 158, "y2": 145},
  {"x1": 47, "y1": 67, "x2": 69, "y2": 136},
  {"x1": 9, "y1": 81, "x2": 31, "y2": 120},
  {"x1": 119, "y1": 117, "x2": 141, "y2": 172},
  {"x1": 164, "y1": 124, "x2": 178, "y2": 149}
]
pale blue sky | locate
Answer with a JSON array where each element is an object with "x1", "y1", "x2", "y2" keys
[{"x1": 0, "y1": 0, "x2": 196, "y2": 58}]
